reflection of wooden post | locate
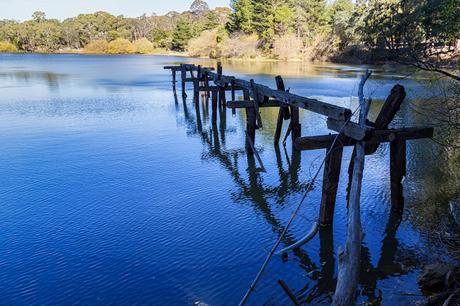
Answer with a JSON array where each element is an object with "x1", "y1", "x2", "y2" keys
[
  {"x1": 244, "y1": 89, "x2": 256, "y2": 153},
  {"x1": 320, "y1": 145, "x2": 343, "y2": 226},
  {"x1": 212, "y1": 89, "x2": 218, "y2": 125},
  {"x1": 390, "y1": 139, "x2": 406, "y2": 211},
  {"x1": 274, "y1": 76, "x2": 290, "y2": 145}
]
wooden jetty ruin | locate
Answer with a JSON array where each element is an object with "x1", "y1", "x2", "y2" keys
[{"x1": 164, "y1": 63, "x2": 434, "y2": 305}]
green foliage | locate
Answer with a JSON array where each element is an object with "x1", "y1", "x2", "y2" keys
[
  {"x1": 171, "y1": 18, "x2": 193, "y2": 51},
  {"x1": 0, "y1": 41, "x2": 18, "y2": 52},
  {"x1": 204, "y1": 11, "x2": 220, "y2": 30}
]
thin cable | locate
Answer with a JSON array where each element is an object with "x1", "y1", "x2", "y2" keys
[{"x1": 238, "y1": 106, "x2": 361, "y2": 306}]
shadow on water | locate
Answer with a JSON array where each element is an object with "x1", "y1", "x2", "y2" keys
[{"x1": 171, "y1": 86, "x2": 429, "y2": 305}]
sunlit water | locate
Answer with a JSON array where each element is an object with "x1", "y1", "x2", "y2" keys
[{"x1": 0, "y1": 54, "x2": 458, "y2": 305}]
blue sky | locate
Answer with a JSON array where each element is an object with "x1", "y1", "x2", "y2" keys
[{"x1": 0, "y1": 0, "x2": 230, "y2": 21}]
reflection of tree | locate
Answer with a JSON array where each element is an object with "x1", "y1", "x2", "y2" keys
[{"x1": 172, "y1": 89, "x2": 428, "y2": 305}]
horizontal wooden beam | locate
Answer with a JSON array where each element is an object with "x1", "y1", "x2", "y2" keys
[
  {"x1": 327, "y1": 118, "x2": 372, "y2": 141},
  {"x1": 164, "y1": 65, "x2": 215, "y2": 71},
  {"x1": 227, "y1": 100, "x2": 284, "y2": 108},
  {"x1": 295, "y1": 127, "x2": 434, "y2": 151}
]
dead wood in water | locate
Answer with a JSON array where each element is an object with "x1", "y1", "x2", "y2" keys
[{"x1": 333, "y1": 70, "x2": 372, "y2": 306}]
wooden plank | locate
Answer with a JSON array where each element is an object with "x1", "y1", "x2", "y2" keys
[
  {"x1": 319, "y1": 145, "x2": 343, "y2": 226},
  {"x1": 294, "y1": 127, "x2": 433, "y2": 150},
  {"x1": 278, "y1": 280, "x2": 301, "y2": 306},
  {"x1": 204, "y1": 70, "x2": 352, "y2": 121},
  {"x1": 327, "y1": 118, "x2": 371, "y2": 141},
  {"x1": 390, "y1": 139, "x2": 406, "y2": 211},
  {"x1": 227, "y1": 100, "x2": 284, "y2": 108},
  {"x1": 199, "y1": 85, "x2": 244, "y2": 91}
]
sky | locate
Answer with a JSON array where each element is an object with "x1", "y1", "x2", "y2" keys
[{"x1": 0, "y1": 0, "x2": 230, "y2": 21}]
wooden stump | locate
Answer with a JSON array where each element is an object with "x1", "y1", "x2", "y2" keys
[
  {"x1": 181, "y1": 66, "x2": 187, "y2": 98},
  {"x1": 274, "y1": 76, "x2": 290, "y2": 145},
  {"x1": 291, "y1": 106, "x2": 301, "y2": 149}
]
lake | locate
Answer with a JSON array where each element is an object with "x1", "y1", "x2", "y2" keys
[{"x1": 0, "y1": 54, "x2": 458, "y2": 305}]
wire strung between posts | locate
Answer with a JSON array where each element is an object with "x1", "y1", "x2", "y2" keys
[{"x1": 238, "y1": 106, "x2": 361, "y2": 306}]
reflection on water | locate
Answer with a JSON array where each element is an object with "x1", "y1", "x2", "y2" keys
[
  {"x1": 0, "y1": 54, "x2": 458, "y2": 305},
  {"x1": 172, "y1": 85, "x2": 440, "y2": 304}
]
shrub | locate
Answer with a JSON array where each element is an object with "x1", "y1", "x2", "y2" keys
[
  {"x1": 0, "y1": 41, "x2": 18, "y2": 53},
  {"x1": 133, "y1": 38, "x2": 154, "y2": 54},
  {"x1": 272, "y1": 34, "x2": 303, "y2": 61},
  {"x1": 84, "y1": 40, "x2": 109, "y2": 54},
  {"x1": 107, "y1": 38, "x2": 135, "y2": 54},
  {"x1": 188, "y1": 30, "x2": 219, "y2": 57},
  {"x1": 219, "y1": 33, "x2": 259, "y2": 59}
]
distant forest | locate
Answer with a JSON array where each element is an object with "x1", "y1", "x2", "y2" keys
[{"x1": 0, "y1": 0, "x2": 458, "y2": 64}]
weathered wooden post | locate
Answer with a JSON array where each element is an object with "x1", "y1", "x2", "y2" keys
[
  {"x1": 244, "y1": 89, "x2": 256, "y2": 153},
  {"x1": 193, "y1": 65, "x2": 201, "y2": 104},
  {"x1": 172, "y1": 69, "x2": 176, "y2": 90},
  {"x1": 291, "y1": 106, "x2": 301, "y2": 150},
  {"x1": 181, "y1": 65, "x2": 187, "y2": 98},
  {"x1": 390, "y1": 139, "x2": 406, "y2": 211},
  {"x1": 217, "y1": 62, "x2": 223, "y2": 106},
  {"x1": 319, "y1": 144, "x2": 343, "y2": 226},
  {"x1": 231, "y1": 79, "x2": 236, "y2": 116},
  {"x1": 333, "y1": 70, "x2": 372, "y2": 306},
  {"x1": 274, "y1": 76, "x2": 290, "y2": 145}
]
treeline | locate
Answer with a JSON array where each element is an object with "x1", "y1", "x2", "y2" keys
[
  {"x1": 0, "y1": 6, "x2": 230, "y2": 54},
  {"x1": 0, "y1": 0, "x2": 458, "y2": 63}
]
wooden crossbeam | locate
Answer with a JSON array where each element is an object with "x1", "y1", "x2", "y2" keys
[
  {"x1": 199, "y1": 85, "x2": 244, "y2": 91},
  {"x1": 327, "y1": 118, "x2": 372, "y2": 141},
  {"x1": 295, "y1": 127, "x2": 434, "y2": 151}
]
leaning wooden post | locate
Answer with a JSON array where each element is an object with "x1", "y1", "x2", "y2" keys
[
  {"x1": 333, "y1": 70, "x2": 372, "y2": 306},
  {"x1": 274, "y1": 76, "x2": 290, "y2": 145},
  {"x1": 244, "y1": 89, "x2": 256, "y2": 153},
  {"x1": 319, "y1": 144, "x2": 344, "y2": 226},
  {"x1": 390, "y1": 139, "x2": 406, "y2": 211},
  {"x1": 181, "y1": 65, "x2": 187, "y2": 98}
]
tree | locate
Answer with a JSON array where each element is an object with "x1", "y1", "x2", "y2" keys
[
  {"x1": 32, "y1": 11, "x2": 46, "y2": 23},
  {"x1": 171, "y1": 18, "x2": 192, "y2": 51},
  {"x1": 227, "y1": 0, "x2": 254, "y2": 34}
]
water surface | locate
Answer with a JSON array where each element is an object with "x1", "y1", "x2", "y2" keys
[{"x1": 0, "y1": 54, "x2": 458, "y2": 305}]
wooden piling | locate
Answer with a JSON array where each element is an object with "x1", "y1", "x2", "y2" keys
[
  {"x1": 319, "y1": 145, "x2": 343, "y2": 226},
  {"x1": 390, "y1": 139, "x2": 406, "y2": 211},
  {"x1": 244, "y1": 89, "x2": 256, "y2": 153},
  {"x1": 290, "y1": 106, "x2": 301, "y2": 149},
  {"x1": 181, "y1": 65, "x2": 187, "y2": 98},
  {"x1": 274, "y1": 76, "x2": 290, "y2": 145}
]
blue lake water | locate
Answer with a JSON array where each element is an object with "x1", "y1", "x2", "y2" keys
[{"x1": 0, "y1": 54, "x2": 458, "y2": 305}]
